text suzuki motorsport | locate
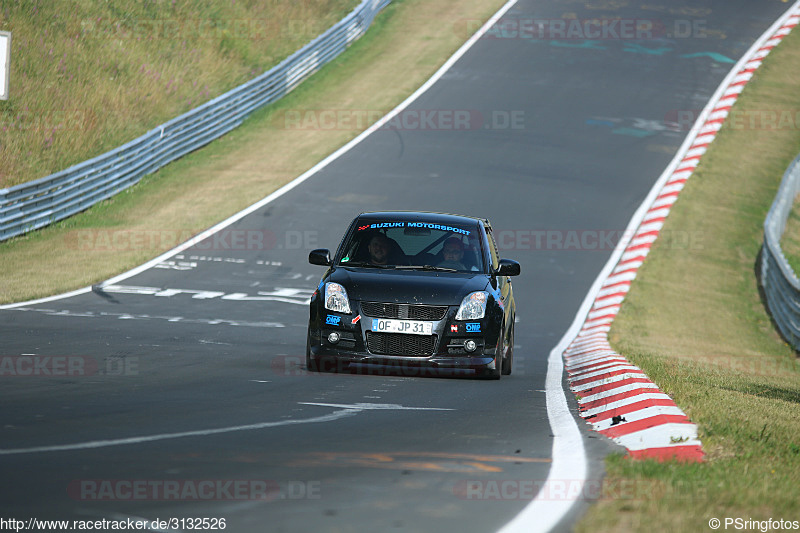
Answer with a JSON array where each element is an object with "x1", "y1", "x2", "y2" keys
[{"x1": 306, "y1": 212, "x2": 520, "y2": 379}]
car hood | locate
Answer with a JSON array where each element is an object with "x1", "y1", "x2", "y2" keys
[{"x1": 328, "y1": 267, "x2": 490, "y2": 306}]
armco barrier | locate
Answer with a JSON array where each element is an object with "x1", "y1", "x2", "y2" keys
[
  {"x1": 761, "y1": 152, "x2": 800, "y2": 350},
  {"x1": 0, "y1": 0, "x2": 390, "y2": 242}
]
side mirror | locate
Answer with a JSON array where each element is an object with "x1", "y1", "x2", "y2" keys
[
  {"x1": 494, "y1": 259, "x2": 520, "y2": 277},
  {"x1": 309, "y1": 249, "x2": 332, "y2": 266}
]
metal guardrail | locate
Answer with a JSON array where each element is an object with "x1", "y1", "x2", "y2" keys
[
  {"x1": 761, "y1": 152, "x2": 800, "y2": 350},
  {"x1": 0, "y1": 0, "x2": 391, "y2": 242}
]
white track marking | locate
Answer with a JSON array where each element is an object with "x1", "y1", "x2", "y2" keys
[
  {"x1": 299, "y1": 402, "x2": 454, "y2": 411},
  {"x1": 615, "y1": 424, "x2": 701, "y2": 451},
  {"x1": 498, "y1": 321, "x2": 588, "y2": 533},
  {"x1": 1, "y1": 402, "x2": 454, "y2": 456},
  {"x1": 578, "y1": 382, "x2": 660, "y2": 404},
  {"x1": 7, "y1": 308, "x2": 285, "y2": 328},
  {"x1": 589, "y1": 405, "x2": 687, "y2": 431},
  {"x1": 579, "y1": 393, "x2": 673, "y2": 418},
  {"x1": 0, "y1": 409, "x2": 359, "y2": 456}
]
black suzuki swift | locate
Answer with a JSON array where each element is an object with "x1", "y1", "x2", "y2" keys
[{"x1": 306, "y1": 212, "x2": 520, "y2": 379}]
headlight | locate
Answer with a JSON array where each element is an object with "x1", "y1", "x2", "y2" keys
[
  {"x1": 324, "y1": 283, "x2": 351, "y2": 314},
  {"x1": 455, "y1": 291, "x2": 488, "y2": 320}
]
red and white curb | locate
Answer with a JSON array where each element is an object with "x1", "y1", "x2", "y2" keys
[{"x1": 562, "y1": 5, "x2": 800, "y2": 462}]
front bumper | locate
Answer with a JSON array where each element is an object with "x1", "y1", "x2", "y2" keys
[
  {"x1": 308, "y1": 344, "x2": 497, "y2": 371},
  {"x1": 308, "y1": 301, "x2": 501, "y2": 372}
]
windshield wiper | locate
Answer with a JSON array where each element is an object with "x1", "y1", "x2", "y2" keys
[
  {"x1": 340, "y1": 261, "x2": 395, "y2": 269},
  {"x1": 394, "y1": 265, "x2": 458, "y2": 272}
]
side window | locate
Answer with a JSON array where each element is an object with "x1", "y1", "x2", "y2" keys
[
  {"x1": 340, "y1": 234, "x2": 363, "y2": 262},
  {"x1": 486, "y1": 227, "x2": 500, "y2": 270}
]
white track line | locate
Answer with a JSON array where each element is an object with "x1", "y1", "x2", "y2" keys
[{"x1": 0, "y1": 408, "x2": 360, "y2": 456}]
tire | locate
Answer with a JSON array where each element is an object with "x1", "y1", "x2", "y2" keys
[
  {"x1": 307, "y1": 340, "x2": 345, "y2": 373},
  {"x1": 502, "y1": 323, "x2": 514, "y2": 376},
  {"x1": 479, "y1": 365, "x2": 501, "y2": 380},
  {"x1": 306, "y1": 338, "x2": 319, "y2": 372},
  {"x1": 478, "y1": 325, "x2": 503, "y2": 380}
]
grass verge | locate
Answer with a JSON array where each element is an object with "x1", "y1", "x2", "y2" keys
[
  {"x1": 575, "y1": 26, "x2": 800, "y2": 533},
  {"x1": 0, "y1": 0, "x2": 506, "y2": 303},
  {"x1": 0, "y1": 0, "x2": 359, "y2": 188}
]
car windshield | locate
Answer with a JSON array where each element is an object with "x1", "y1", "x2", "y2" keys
[{"x1": 337, "y1": 220, "x2": 484, "y2": 273}]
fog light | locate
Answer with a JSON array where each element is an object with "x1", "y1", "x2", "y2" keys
[
  {"x1": 328, "y1": 332, "x2": 340, "y2": 344},
  {"x1": 464, "y1": 339, "x2": 477, "y2": 353}
]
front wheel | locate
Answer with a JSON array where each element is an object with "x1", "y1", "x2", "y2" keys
[
  {"x1": 306, "y1": 338, "x2": 318, "y2": 372},
  {"x1": 478, "y1": 364, "x2": 501, "y2": 380},
  {"x1": 502, "y1": 323, "x2": 514, "y2": 376},
  {"x1": 477, "y1": 327, "x2": 503, "y2": 380}
]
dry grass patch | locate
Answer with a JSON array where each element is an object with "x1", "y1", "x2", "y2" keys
[{"x1": 0, "y1": 0, "x2": 358, "y2": 187}]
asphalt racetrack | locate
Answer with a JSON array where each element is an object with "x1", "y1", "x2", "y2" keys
[{"x1": 0, "y1": 1, "x2": 790, "y2": 531}]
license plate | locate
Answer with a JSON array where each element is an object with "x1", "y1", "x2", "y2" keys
[{"x1": 371, "y1": 318, "x2": 433, "y2": 335}]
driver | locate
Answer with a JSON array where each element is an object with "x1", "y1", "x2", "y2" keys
[
  {"x1": 367, "y1": 233, "x2": 391, "y2": 265},
  {"x1": 438, "y1": 237, "x2": 467, "y2": 270}
]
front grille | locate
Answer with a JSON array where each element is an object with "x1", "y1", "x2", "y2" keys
[
  {"x1": 361, "y1": 302, "x2": 448, "y2": 321},
  {"x1": 366, "y1": 332, "x2": 437, "y2": 357}
]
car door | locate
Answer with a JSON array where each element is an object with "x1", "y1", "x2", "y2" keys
[{"x1": 485, "y1": 224, "x2": 513, "y2": 335}]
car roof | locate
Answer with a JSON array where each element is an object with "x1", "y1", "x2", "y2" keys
[{"x1": 356, "y1": 211, "x2": 489, "y2": 229}]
